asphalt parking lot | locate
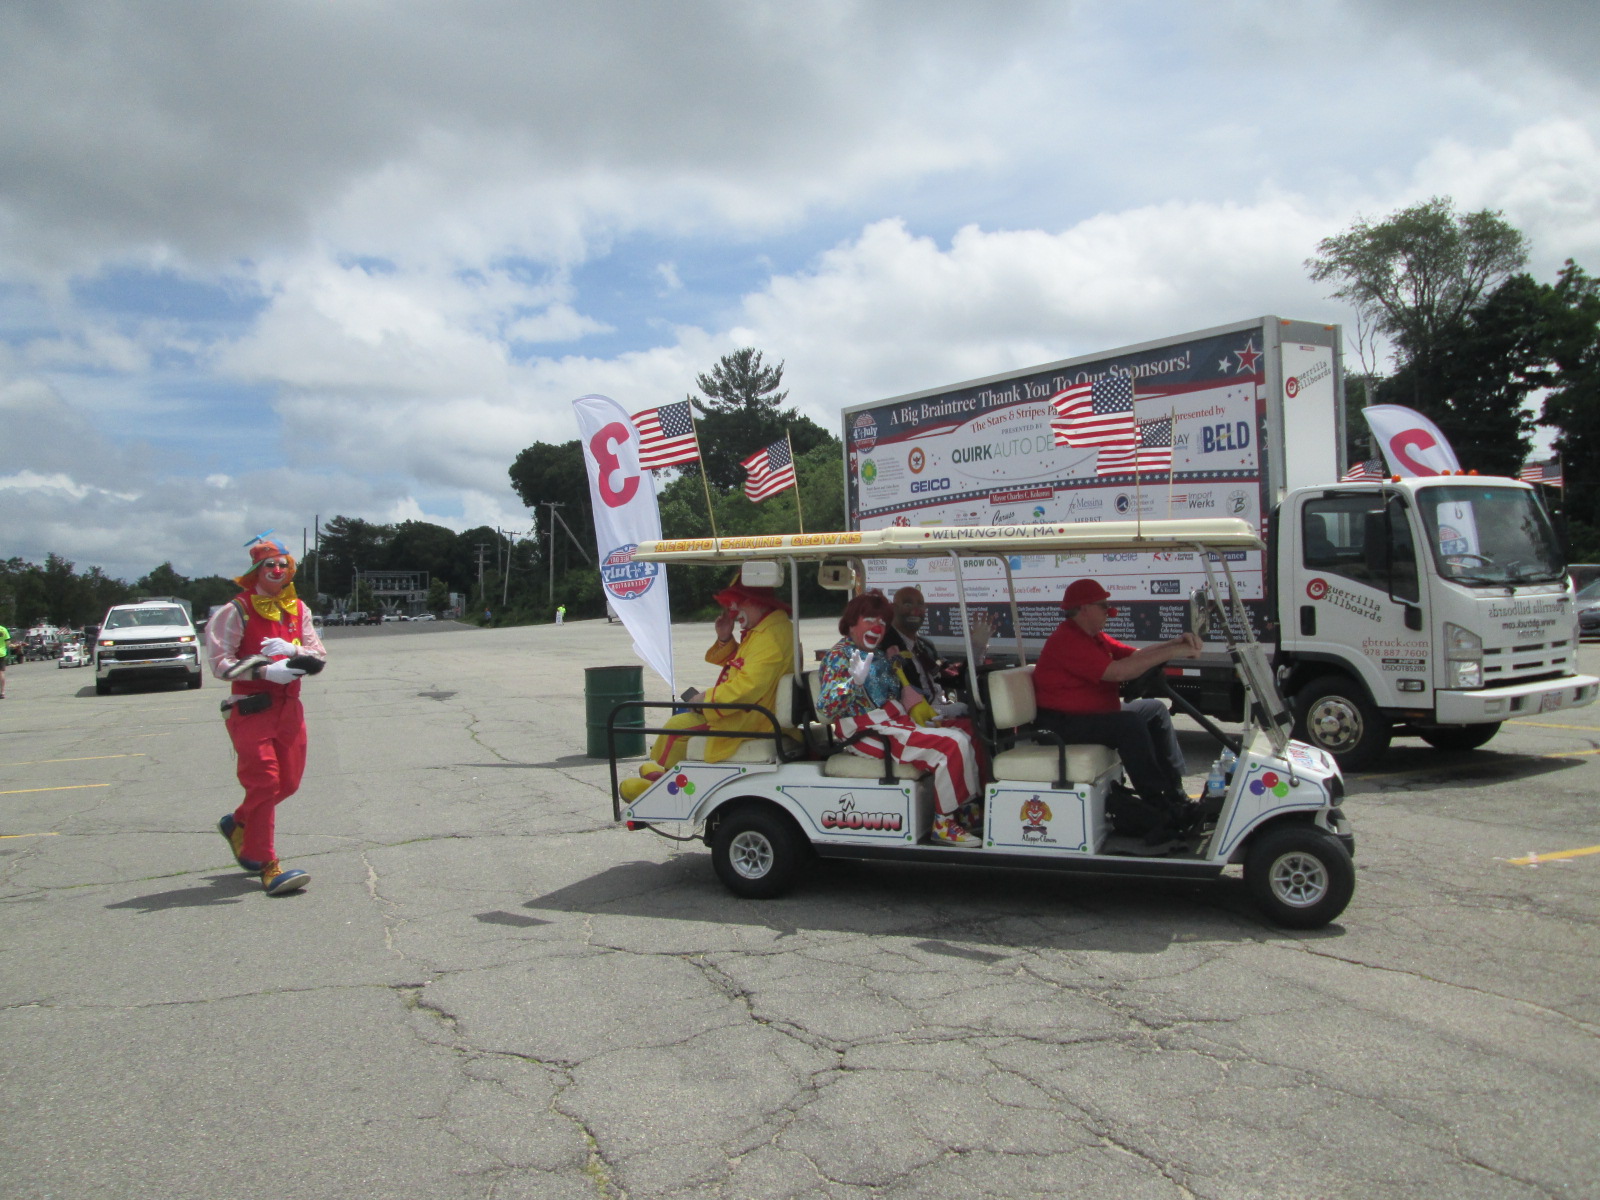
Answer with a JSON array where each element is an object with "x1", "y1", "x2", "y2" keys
[{"x1": 3, "y1": 618, "x2": 1598, "y2": 1199}]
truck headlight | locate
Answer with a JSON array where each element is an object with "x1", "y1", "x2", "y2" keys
[{"x1": 1444, "y1": 621, "x2": 1482, "y2": 688}]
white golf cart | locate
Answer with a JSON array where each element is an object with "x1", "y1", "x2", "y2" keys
[{"x1": 606, "y1": 519, "x2": 1355, "y2": 928}]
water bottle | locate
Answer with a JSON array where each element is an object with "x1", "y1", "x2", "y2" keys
[
  {"x1": 1220, "y1": 747, "x2": 1237, "y2": 783},
  {"x1": 1204, "y1": 758, "x2": 1226, "y2": 802}
]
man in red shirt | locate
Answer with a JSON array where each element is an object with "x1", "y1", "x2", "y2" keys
[{"x1": 1033, "y1": 579, "x2": 1202, "y2": 806}]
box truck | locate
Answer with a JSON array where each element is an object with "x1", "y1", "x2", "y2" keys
[{"x1": 842, "y1": 317, "x2": 1597, "y2": 767}]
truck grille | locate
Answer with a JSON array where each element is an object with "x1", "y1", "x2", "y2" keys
[
  {"x1": 1482, "y1": 640, "x2": 1574, "y2": 685},
  {"x1": 108, "y1": 641, "x2": 189, "y2": 661}
]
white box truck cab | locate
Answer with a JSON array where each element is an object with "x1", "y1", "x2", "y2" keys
[
  {"x1": 605, "y1": 520, "x2": 1356, "y2": 929},
  {"x1": 1273, "y1": 475, "x2": 1597, "y2": 768},
  {"x1": 841, "y1": 316, "x2": 1596, "y2": 768}
]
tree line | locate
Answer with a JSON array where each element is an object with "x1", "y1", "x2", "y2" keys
[
  {"x1": 509, "y1": 347, "x2": 847, "y2": 621},
  {"x1": 1308, "y1": 197, "x2": 1600, "y2": 555}
]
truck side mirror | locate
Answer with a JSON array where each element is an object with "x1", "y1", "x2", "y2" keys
[{"x1": 1362, "y1": 510, "x2": 1390, "y2": 577}]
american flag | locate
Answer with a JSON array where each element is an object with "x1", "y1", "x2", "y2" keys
[
  {"x1": 1519, "y1": 459, "x2": 1563, "y2": 487},
  {"x1": 630, "y1": 400, "x2": 700, "y2": 469},
  {"x1": 742, "y1": 438, "x2": 796, "y2": 502},
  {"x1": 1097, "y1": 418, "x2": 1174, "y2": 476},
  {"x1": 1049, "y1": 376, "x2": 1137, "y2": 448},
  {"x1": 1340, "y1": 458, "x2": 1388, "y2": 482}
]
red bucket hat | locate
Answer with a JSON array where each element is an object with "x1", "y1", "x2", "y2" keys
[
  {"x1": 713, "y1": 576, "x2": 791, "y2": 615},
  {"x1": 1060, "y1": 578, "x2": 1115, "y2": 614}
]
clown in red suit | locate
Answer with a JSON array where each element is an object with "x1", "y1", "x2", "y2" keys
[{"x1": 205, "y1": 535, "x2": 327, "y2": 895}]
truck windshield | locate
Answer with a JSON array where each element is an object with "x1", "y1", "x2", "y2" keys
[
  {"x1": 104, "y1": 607, "x2": 189, "y2": 629},
  {"x1": 1416, "y1": 485, "x2": 1564, "y2": 585}
]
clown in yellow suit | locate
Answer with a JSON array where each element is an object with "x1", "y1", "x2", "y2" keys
[{"x1": 619, "y1": 578, "x2": 794, "y2": 801}]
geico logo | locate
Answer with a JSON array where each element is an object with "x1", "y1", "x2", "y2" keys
[{"x1": 910, "y1": 477, "x2": 952, "y2": 494}]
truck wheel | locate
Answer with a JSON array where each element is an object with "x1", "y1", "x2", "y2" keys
[
  {"x1": 1418, "y1": 722, "x2": 1499, "y2": 752},
  {"x1": 1292, "y1": 675, "x2": 1390, "y2": 770},
  {"x1": 711, "y1": 805, "x2": 803, "y2": 899},
  {"x1": 1244, "y1": 825, "x2": 1354, "y2": 929},
  {"x1": 95, "y1": 679, "x2": 111, "y2": 696}
]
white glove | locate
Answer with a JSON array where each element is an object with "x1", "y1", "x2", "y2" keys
[
  {"x1": 260, "y1": 660, "x2": 306, "y2": 685},
  {"x1": 260, "y1": 637, "x2": 299, "y2": 658},
  {"x1": 847, "y1": 649, "x2": 873, "y2": 686}
]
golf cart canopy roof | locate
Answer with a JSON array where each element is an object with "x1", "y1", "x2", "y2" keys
[{"x1": 631, "y1": 518, "x2": 1263, "y2": 566}]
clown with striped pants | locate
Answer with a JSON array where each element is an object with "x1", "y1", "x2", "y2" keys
[{"x1": 816, "y1": 592, "x2": 980, "y2": 846}]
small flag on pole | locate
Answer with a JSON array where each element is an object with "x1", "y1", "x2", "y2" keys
[
  {"x1": 630, "y1": 400, "x2": 700, "y2": 470},
  {"x1": 1098, "y1": 418, "x2": 1173, "y2": 476},
  {"x1": 1519, "y1": 459, "x2": 1563, "y2": 487},
  {"x1": 741, "y1": 439, "x2": 797, "y2": 502},
  {"x1": 1340, "y1": 458, "x2": 1388, "y2": 482},
  {"x1": 1049, "y1": 377, "x2": 1137, "y2": 448}
]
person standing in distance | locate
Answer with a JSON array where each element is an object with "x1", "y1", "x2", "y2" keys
[{"x1": 206, "y1": 536, "x2": 327, "y2": 895}]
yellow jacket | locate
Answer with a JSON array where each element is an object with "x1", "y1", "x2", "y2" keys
[{"x1": 698, "y1": 610, "x2": 795, "y2": 762}]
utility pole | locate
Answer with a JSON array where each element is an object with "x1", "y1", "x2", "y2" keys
[
  {"x1": 540, "y1": 501, "x2": 564, "y2": 608},
  {"x1": 313, "y1": 515, "x2": 320, "y2": 598},
  {"x1": 475, "y1": 542, "x2": 489, "y2": 607}
]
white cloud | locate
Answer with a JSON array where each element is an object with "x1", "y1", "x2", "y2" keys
[{"x1": 2, "y1": 2, "x2": 1598, "y2": 585}]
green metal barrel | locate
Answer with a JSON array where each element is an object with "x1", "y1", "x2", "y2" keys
[{"x1": 585, "y1": 664, "x2": 645, "y2": 758}]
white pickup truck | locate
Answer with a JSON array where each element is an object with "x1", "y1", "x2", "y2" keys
[{"x1": 94, "y1": 599, "x2": 203, "y2": 694}]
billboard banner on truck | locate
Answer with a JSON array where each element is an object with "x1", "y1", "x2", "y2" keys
[{"x1": 845, "y1": 322, "x2": 1314, "y2": 647}]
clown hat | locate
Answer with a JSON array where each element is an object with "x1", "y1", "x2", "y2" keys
[
  {"x1": 712, "y1": 574, "x2": 790, "y2": 615},
  {"x1": 234, "y1": 533, "x2": 297, "y2": 588}
]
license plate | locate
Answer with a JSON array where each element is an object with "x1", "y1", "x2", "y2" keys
[{"x1": 1541, "y1": 691, "x2": 1565, "y2": 712}]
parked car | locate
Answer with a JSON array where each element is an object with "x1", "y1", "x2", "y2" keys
[
  {"x1": 382, "y1": 613, "x2": 402, "y2": 623},
  {"x1": 94, "y1": 600, "x2": 203, "y2": 694},
  {"x1": 415, "y1": 614, "x2": 437, "y2": 622},
  {"x1": 1578, "y1": 578, "x2": 1600, "y2": 639}
]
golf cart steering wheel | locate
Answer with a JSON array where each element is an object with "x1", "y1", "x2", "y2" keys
[{"x1": 1120, "y1": 662, "x2": 1172, "y2": 702}]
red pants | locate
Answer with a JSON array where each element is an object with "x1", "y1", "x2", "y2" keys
[{"x1": 227, "y1": 693, "x2": 307, "y2": 863}]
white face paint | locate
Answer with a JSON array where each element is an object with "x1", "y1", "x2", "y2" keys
[
  {"x1": 852, "y1": 616, "x2": 886, "y2": 650},
  {"x1": 257, "y1": 558, "x2": 292, "y2": 596}
]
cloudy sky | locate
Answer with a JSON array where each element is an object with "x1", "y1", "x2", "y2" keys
[{"x1": 3, "y1": 0, "x2": 1597, "y2": 581}]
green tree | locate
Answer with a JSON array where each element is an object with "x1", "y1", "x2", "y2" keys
[
  {"x1": 426, "y1": 578, "x2": 451, "y2": 615},
  {"x1": 1537, "y1": 262, "x2": 1600, "y2": 549},
  {"x1": 689, "y1": 348, "x2": 832, "y2": 490},
  {"x1": 319, "y1": 516, "x2": 388, "y2": 596},
  {"x1": 1309, "y1": 198, "x2": 1528, "y2": 368},
  {"x1": 136, "y1": 562, "x2": 189, "y2": 596},
  {"x1": 508, "y1": 439, "x2": 592, "y2": 549}
]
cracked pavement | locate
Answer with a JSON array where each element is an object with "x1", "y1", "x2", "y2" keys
[{"x1": 2, "y1": 619, "x2": 1597, "y2": 1199}]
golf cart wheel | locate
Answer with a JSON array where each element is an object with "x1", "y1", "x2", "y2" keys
[
  {"x1": 1417, "y1": 722, "x2": 1500, "y2": 752},
  {"x1": 711, "y1": 805, "x2": 802, "y2": 899},
  {"x1": 1244, "y1": 825, "x2": 1354, "y2": 929},
  {"x1": 1292, "y1": 675, "x2": 1390, "y2": 771}
]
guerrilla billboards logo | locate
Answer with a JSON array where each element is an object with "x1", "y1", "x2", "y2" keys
[
  {"x1": 851, "y1": 413, "x2": 878, "y2": 452},
  {"x1": 1284, "y1": 356, "x2": 1332, "y2": 399},
  {"x1": 821, "y1": 794, "x2": 903, "y2": 832},
  {"x1": 1306, "y1": 576, "x2": 1382, "y2": 621},
  {"x1": 601, "y1": 544, "x2": 657, "y2": 600},
  {"x1": 1019, "y1": 796, "x2": 1054, "y2": 843}
]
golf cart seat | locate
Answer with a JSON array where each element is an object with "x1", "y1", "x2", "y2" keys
[
  {"x1": 803, "y1": 670, "x2": 923, "y2": 780},
  {"x1": 987, "y1": 665, "x2": 1120, "y2": 785},
  {"x1": 685, "y1": 674, "x2": 803, "y2": 764}
]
